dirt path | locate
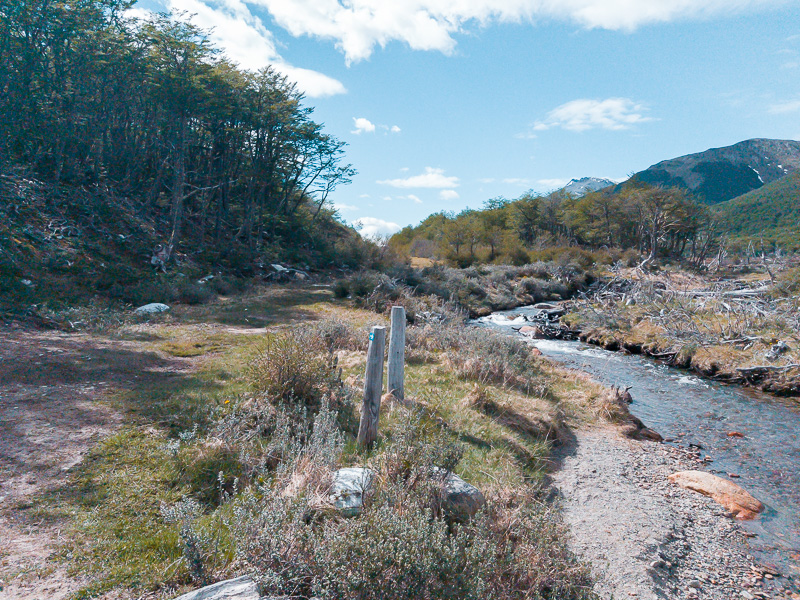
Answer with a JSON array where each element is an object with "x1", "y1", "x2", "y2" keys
[
  {"x1": 551, "y1": 426, "x2": 791, "y2": 600},
  {"x1": 0, "y1": 326, "x2": 196, "y2": 599}
]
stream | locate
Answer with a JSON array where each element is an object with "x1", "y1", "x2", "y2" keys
[{"x1": 478, "y1": 306, "x2": 800, "y2": 580}]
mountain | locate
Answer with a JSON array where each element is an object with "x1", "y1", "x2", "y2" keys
[
  {"x1": 561, "y1": 177, "x2": 616, "y2": 197},
  {"x1": 714, "y1": 171, "x2": 800, "y2": 250},
  {"x1": 628, "y1": 138, "x2": 800, "y2": 204}
]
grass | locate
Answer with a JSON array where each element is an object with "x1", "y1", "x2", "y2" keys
[{"x1": 20, "y1": 281, "x2": 609, "y2": 599}]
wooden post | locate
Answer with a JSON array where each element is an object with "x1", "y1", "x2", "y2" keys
[
  {"x1": 357, "y1": 326, "x2": 385, "y2": 448},
  {"x1": 387, "y1": 306, "x2": 406, "y2": 400}
]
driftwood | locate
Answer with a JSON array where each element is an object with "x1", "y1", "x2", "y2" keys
[{"x1": 736, "y1": 364, "x2": 800, "y2": 375}]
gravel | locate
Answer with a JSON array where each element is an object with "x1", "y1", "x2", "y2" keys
[{"x1": 551, "y1": 426, "x2": 794, "y2": 600}]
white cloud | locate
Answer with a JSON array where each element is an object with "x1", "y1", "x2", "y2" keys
[
  {"x1": 503, "y1": 178, "x2": 530, "y2": 185},
  {"x1": 354, "y1": 217, "x2": 401, "y2": 238},
  {"x1": 134, "y1": 0, "x2": 345, "y2": 98},
  {"x1": 439, "y1": 189, "x2": 460, "y2": 200},
  {"x1": 252, "y1": 0, "x2": 778, "y2": 64},
  {"x1": 352, "y1": 117, "x2": 376, "y2": 134},
  {"x1": 391, "y1": 125, "x2": 402, "y2": 133},
  {"x1": 333, "y1": 202, "x2": 359, "y2": 212},
  {"x1": 538, "y1": 178, "x2": 569, "y2": 188},
  {"x1": 407, "y1": 194, "x2": 423, "y2": 204},
  {"x1": 534, "y1": 98, "x2": 653, "y2": 132},
  {"x1": 378, "y1": 167, "x2": 459, "y2": 189},
  {"x1": 769, "y1": 99, "x2": 800, "y2": 114}
]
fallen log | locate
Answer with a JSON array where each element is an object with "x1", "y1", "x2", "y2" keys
[{"x1": 736, "y1": 364, "x2": 800, "y2": 376}]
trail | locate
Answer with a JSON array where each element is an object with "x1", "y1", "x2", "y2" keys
[{"x1": 0, "y1": 327, "x2": 195, "y2": 599}]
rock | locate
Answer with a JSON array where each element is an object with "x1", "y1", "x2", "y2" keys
[
  {"x1": 432, "y1": 467, "x2": 486, "y2": 523},
  {"x1": 688, "y1": 579, "x2": 702, "y2": 588},
  {"x1": 329, "y1": 467, "x2": 375, "y2": 517},
  {"x1": 530, "y1": 347, "x2": 543, "y2": 356},
  {"x1": 519, "y1": 325, "x2": 545, "y2": 338},
  {"x1": 668, "y1": 470, "x2": 764, "y2": 520},
  {"x1": 740, "y1": 590, "x2": 755, "y2": 599},
  {"x1": 134, "y1": 302, "x2": 170, "y2": 315},
  {"x1": 727, "y1": 431, "x2": 745, "y2": 438},
  {"x1": 638, "y1": 427, "x2": 664, "y2": 442},
  {"x1": 172, "y1": 576, "x2": 259, "y2": 600}
]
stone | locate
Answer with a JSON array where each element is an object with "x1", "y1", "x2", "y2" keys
[
  {"x1": 727, "y1": 431, "x2": 745, "y2": 438},
  {"x1": 638, "y1": 427, "x2": 664, "y2": 442},
  {"x1": 172, "y1": 576, "x2": 259, "y2": 600},
  {"x1": 668, "y1": 470, "x2": 764, "y2": 520},
  {"x1": 432, "y1": 467, "x2": 486, "y2": 523},
  {"x1": 134, "y1": 302, "x2": 171, "y2": 315},
  {"x1": 329, "y1": 467, "x2": 375, "y2": 517},
  {"x1": 519, "y1": 325, "x2": 545, "y2": 338}
]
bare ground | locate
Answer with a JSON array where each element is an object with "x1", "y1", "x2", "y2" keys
[
  {"x1": 0, "y1": 326, "x2": 197, "y2": 599},
  {"x1": 552, "y1": 426, "x2": 793, "y2": 600}
]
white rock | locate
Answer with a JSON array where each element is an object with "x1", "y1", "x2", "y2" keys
[
  {"x1": 329, "y1": 467, "x2": 375, "y2": 517},
  {"x1": 171, "y1": 576, "x2": 259, "y2": 600},
  {"x1": 134, "y1": 303, "x2": 171, "y2": 315}
]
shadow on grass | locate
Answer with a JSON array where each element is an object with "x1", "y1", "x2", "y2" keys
[{"x1": 173, "y1": 284, "x2": 335, "y2": 328}]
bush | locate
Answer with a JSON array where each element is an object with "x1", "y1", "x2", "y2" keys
[
  {"x1": 332, "y1": 279, "x2": 349, "y2": 298},
  {"x1": 247, "y1": 330, "x2": 339, "y2": 408},
  {"x1": 229, "y1": 410, "x2": 593, "y2": 600},
  {"x1": 179, "y1": 282, "x2": 216, "y2": 305}
]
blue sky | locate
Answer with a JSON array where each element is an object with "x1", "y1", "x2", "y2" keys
[{"x1": 132, "y1": 0, "x2": 800, "y2": 237}]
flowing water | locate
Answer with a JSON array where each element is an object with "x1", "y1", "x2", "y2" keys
[{"x1": 478, "y1": 307, "x2": 800, "y2": 579}]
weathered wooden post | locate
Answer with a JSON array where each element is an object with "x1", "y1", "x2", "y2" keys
[
  {"x1": 357, "y1": 325, "x2": 386, "y2": 448},
  {"x1": 387, "y1": 306, "x2": 406, "y2": 400}
]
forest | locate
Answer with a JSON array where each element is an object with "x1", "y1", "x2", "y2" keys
[
  {"x1": 390, "y1": 184, "x2": 718, "y2": 268},
  {"x1": 0, "y1": 0, "x2": 365, "y2": 278}
]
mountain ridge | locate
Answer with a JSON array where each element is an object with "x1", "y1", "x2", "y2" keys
[{"x1": 627, "y1": 138, "x2": 800, "y2": 204}]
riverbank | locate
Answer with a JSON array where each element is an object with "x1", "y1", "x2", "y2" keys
[
  {"x1": 553, "y1": 426, "x2": 789, "y2": 600},
  {"x1": 562, "y1": 267, "x2": 800, "y2": 398}
]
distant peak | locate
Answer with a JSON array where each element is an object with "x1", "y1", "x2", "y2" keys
[{"x1": 561, "y1": 177, "x2": 616, "y2": 197}]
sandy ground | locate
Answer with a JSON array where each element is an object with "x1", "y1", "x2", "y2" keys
[
  {"x1": 552, "y1": 426, "x2": 796, "y2": 600},
  {"x1": 0, "y1": 326, "x2": 194, "y2": 600}
]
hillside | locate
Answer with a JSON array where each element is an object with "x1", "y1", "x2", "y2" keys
[
  {"x1": 628, "y1": 138, "x2": 800, "y2": 204},
  {"x1": 714, "y1": 171, "x2": 800, "y2": 250}
]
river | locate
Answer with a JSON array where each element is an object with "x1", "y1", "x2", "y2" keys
[{"x1": 478, "y1": 306, "x2": 800, "y2": 581}]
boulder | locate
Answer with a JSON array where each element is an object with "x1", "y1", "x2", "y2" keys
[
  {"x1": 519, "y1": 325, "x2": 545, "y2": 338},
  {"x1": 134, "y1": 302, "x2": 170, "y2": 315},
  {"x1": 329, "y1": 467, "x2": 375, "y2": 517},
  {"x1": 668, "y1": 470, "x2": 764, "y2": 520},
  {"x1": 172, "y1": 576, "x2": 259, "y2": 600},
  {"x1": 432, "y1": 468, "x2": 486, "y2": 523}
]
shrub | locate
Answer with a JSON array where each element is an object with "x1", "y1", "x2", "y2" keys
[
  {"x1": 179, "y1": 282, "x2": 216, "y2": 305},
  {"x1": 229, "y1": 409, "x2": 593, "y2": 600},
  {"x1": 332, "y1": 279, "x2": 349, "y2": 298},
  {"x1": 247, "y1": 330, "x2": 339, "y2": 408}
]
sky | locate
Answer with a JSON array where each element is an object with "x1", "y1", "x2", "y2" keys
[{"x1": 132, "y1": 0, "x2": 800, "y2": 237}]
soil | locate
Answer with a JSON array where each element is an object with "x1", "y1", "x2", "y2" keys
[
  {"x1": 0, "y1": 326, "x2": 197, "y2": 599},
  {"x1": 552, "y1": 426, "x2": 794, "y2": 600}
]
